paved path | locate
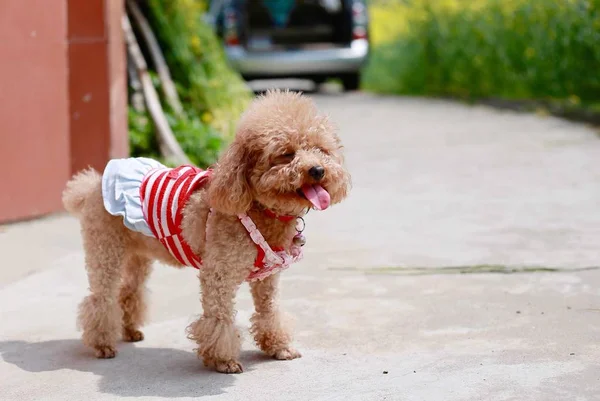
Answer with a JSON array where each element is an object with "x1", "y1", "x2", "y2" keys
[{"x1": 1, "y1": 93, "x2": 599, "y2": 400}]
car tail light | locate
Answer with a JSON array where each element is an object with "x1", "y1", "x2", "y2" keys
[
  {"x1": 225, "y1": 33, "x2": 240, "y2": 46},
  {"x1": 352, "y1": 26, "x2": 367, "y2": 40},
  {"x1": 352, "y1": 2, "x2": 365, "y2": 17},
  {"x1": 224, "y1": 8, "x2": 240, "y2": 46},
  {"x1": 351, "y1": 1, "x2": 368, "y2": 40}
]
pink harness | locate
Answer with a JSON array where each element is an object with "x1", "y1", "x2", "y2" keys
[
  {"x1": 139, "y1": 164, "x2": 303, "y2": 281},
  {"x1": 237, "y1": 214, "x2": 303, "y2": 281}
]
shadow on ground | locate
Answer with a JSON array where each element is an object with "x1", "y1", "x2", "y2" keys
[
  {"x1": 0, "y1": 339, "x2": 273, "y2": 398},
  {"x1": 247, "y1": 79, "x2": 347, "y2": 97}
]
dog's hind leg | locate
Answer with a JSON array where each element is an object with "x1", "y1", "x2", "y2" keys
[
  {"x1": 77, "y1": 216, "x2": 126, "y2": 359},
  {"x1": 119, "y1": 255, "x2": 152, "y2": 342},
  {"x1": 250, "y1": 273, "x2": 301, "y2": 360}
]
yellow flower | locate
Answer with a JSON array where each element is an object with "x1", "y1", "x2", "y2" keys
[
  {"x1": 201, "y1": 111, "x2": 213, "y2": 124},
  {"x1": 190, "y1": 36, "x2": 201, "y2": 54}
]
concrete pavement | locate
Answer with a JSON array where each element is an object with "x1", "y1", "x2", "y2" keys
[{"x1": 1, "y1": 93, "x2": 599, "y2": 400}]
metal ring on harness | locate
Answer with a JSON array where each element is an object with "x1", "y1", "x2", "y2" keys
[{"x1": 296, "y1": 216, "x2": 306, "y2": 233}]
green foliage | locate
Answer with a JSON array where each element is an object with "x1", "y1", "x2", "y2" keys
[
  {"x1": 129, "y1": 104, "x2": 224, "y2": 167},
  {"x1": 165, "y1": 109, "x2": 223, "y2": 167},
  {"x1": 128, "y1": 65, "x2": 225, "y2": 167},
  {"x1": 127, "y1": 0, "x2": 253, "y2": 167},
  {"x1": 129, "y1": 107, "x2": 160, "y2": 160},
  {"x1": 363, "y1": 0, "x2": 600, "y2": 106},
  {"x1": 145, "y1": 0, "x2": 252, "y2": 139}
]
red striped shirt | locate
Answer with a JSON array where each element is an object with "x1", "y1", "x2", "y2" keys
[{"x1": 139, "y1": 165, "x2": 212, "y2": 268}]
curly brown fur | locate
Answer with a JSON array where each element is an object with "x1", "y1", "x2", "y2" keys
[
  {"x1": 63, "y1": 89, "x2": 350, "y2": 373},
  {"x1": 249, "y1": 273, "x2": 300, "y2": 360},
  {"x1": 119, "y1": 255, "x2": 151, "y2": 342}
]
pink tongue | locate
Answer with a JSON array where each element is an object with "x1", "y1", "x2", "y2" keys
[{"x1": 301, "y1": 184, "x2": 331, "y2": 210}]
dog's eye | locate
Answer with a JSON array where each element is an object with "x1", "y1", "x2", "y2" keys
[{"x1": 273, "y1": 152, "x2": 295, "y2": 165}]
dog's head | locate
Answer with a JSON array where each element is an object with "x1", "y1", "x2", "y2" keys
[{"x1": 208, "y1": 90, "x2": 351, "y2": 216}]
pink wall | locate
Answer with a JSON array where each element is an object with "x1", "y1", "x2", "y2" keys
[{"x1": 0, "y1": 0, "x2": 128, "y2": 223}]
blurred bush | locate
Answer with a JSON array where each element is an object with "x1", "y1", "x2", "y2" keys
[
  {"x1": 363, "y1": 0, "x2": 600, "y2": 108},
  {"x1": 130, "y1": 0, "x2": 252, "y2": 167}
]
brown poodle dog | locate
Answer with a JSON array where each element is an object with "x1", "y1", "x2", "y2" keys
[{"x1": 62, "y1": 90, "x2": 351, "y2": 373}]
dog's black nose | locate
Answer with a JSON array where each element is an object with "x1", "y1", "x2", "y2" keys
[{"x1": 308, "y1": 166, "x2": 325, "y2": 181}]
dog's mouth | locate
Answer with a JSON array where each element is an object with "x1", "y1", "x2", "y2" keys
[{"x1": 296, "y1": 184, "x2": 330, "y2": 210}]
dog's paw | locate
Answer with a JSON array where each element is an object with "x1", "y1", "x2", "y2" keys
[
  {"x1": 215, "y1": 359, "x2": 244, "y2": 374},
  {"x1": 94, "y1": 345, "x2": 117, "y2": 359},
  {"x1": 273, "y1": 347, "x2": 302, "y2": 360},
  {"x1": 123, "y1": 328, "x2": 145, "y2": 342}
]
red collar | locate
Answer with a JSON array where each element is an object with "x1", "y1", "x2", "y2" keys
[{"x1": 263, "y1": 209, "x2": 296, "y2": 223}]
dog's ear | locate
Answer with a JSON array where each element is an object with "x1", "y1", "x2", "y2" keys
[{"x1": 208, "y1": 141, "x2": 253, "y2": 215}]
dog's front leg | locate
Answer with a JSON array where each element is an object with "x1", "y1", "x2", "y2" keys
[
  {"x1": 250, "y1": 273, "x2": 301, "y2": 360},
  {"x1": 187, "y1": 265, "x2": 246, "y2": 374}
]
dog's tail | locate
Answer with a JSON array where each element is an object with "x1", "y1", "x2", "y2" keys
[{"x1": 62, "y1": 168, "x2": 101, "y2": 216}]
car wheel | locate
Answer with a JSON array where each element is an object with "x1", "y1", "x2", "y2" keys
[{"x1": 341, "y1": 73, "x2": 360, "y2": 91}]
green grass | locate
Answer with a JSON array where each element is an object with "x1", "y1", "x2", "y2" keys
[{"x1": 363, "y1": 0, "x2": 600, "y2": 113}]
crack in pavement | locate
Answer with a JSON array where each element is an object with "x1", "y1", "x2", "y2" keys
[{"x1": 330, "y1": 264, "x2": 600, "y2": 276}]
